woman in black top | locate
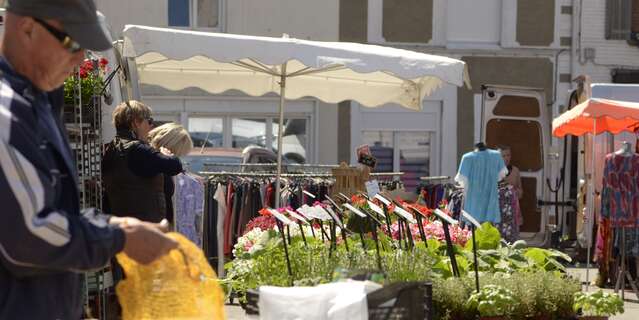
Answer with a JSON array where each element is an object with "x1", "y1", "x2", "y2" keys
[{"x1": 102, "y1": 100, "x2": 183, "y2": 223}]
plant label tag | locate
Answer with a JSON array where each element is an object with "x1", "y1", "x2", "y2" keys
[
  {"x1": 268, "y1": 208, "x2": 293, "y2": 225},
  {"x1": 325, "y1": 206, "x2": 345, "y2": 229},
  {"x1": 365, "y1": 180, "x2": 381, "y2": 198},
  {"x1": 302, "y1": 190, "x2": 316, "y2": 199},
  {"x1": 434, "y1": 209, "x2": 458, "y2": 225},
  {"x1": 461, "y1": 210, "x2": 481, "y2": 228},
  {"x1": 313, "y1": 206, "x2": 332, "y2": 221},
  {"x1": 343, "y1": 203, "x2": 367, "y2": 218},
  {"x1": 339, "y1": 193, "x2": 350, "y2": 201},
  {"x1": 393, "y1": 206, "x2": 417, "y2": 224},
  {"x1": 286, "y1": 209, "x2": 309, "y2": 224},
  {"x1": 298, "y1": 205, "x2": 315, "y2": 219},
  {"x1": 367, "y1": 200, "x2": 386, "y2": 218},
  {"x1": 374, "y1": 194, "x2": 391, "y2": 206}
]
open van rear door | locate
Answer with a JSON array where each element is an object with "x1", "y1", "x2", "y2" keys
[{"x1": 481, "y1": 85, "x2": 551, "y2": 246}]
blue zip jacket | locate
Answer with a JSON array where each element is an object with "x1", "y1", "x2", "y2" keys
[{"x1": 0, "y1": 58, "x2": 125, "y2": 319}]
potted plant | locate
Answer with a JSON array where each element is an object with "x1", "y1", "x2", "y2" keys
[
  {"x1": 573, "y1": 290, "x2": 624, "y2": 320},
  {"x1": 465, "y1": 284, "x2": 516, "y2": 320}
]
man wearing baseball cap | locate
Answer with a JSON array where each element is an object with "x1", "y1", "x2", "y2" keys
[{"x1": 0, "y1": 0, "x2": 178, "y2": 318}]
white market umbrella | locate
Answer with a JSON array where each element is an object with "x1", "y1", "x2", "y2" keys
[{"x1": 122, "y1": 25, "x2": 471, "y2": 207}]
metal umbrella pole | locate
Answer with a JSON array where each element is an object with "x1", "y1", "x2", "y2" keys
[
  {"x1": 274, "y1": 62, "x2": 287, "y2": 209},
  {"x1": 271, "y1": 62, "x2": 344, "y2": 208},
  {"x1": 585, "y1": 119, "x2": 596, "y2": 290}
]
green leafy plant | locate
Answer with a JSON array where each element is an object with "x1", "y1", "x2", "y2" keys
[
  {"x1": 432, "y1": 276, "x2": 475, "y2": 320},
  {"x1": 466, "y1": 222, "x2": 502, "y2": 250},
  {"x1": 465, "y1": 284, "x2": 516, "y2": 317},
  {"x1": 480, "y1": 272, "x2": 580, "y2": 319},
  {"x1": 573, "y1": 290, "x2": 624, "y2": 317}
]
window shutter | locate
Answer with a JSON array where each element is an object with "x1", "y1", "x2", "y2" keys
[{"x1": 606, "y1": 0, "x2": 632, "y2": 40}]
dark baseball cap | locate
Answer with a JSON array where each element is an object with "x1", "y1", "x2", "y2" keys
[{"x1": 6, "y1": 0, "x2": 111, "y2": 51}]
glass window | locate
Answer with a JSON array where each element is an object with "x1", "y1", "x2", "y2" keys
[
  {"x1": 188, "y1": 117, "x2": 223, "y2": 147},
  {"x1": 232, "y1": 118, "x2": 267, "y2": 149},
  {"x1": 397, "y1": 132, "x2": 431, "y2": 191},
  {"x1": 168, "y1": 0, "x2": 190, "y2": 27},
  {"x1": 273, "y1": 118, "x2": 308, "y2": 164},
  {"x1": 362, "y1": 131, "x2": 394, "y2": 172},
  {"x1": 168, "y1": 0, "x2": 219, "y2": 28},
  {"x1": 197, "y1": 0, "x2": 219, "y2": 28},
  {"x1": 362, "y1": 131, "x2": 432, "y2": 192},
  {"x1": 447, "y1": 0, "x2": 501, "y2": 44}
]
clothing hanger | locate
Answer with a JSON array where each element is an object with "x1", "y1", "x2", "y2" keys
[{"x1": 474, "y1": 142, "x2": 487, "y2": 151}]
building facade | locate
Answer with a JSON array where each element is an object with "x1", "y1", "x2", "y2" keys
[{"x1": 92, "y1": 0, "x2": 638, "y2": 204}]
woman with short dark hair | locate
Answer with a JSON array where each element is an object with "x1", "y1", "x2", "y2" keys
[{"x1": 102, "y1": 101, "x2": 183, "y2": 223}]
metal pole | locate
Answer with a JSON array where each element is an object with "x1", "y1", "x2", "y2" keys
[
  {"x1": 472, "y1": 225, "x2": 480, "y2": 293},
  {"x1": 585, "y1": 119, "x2": 595, "y2": 289},
  {"x1": 275, "y1": 62, "x2": 287, "y2": 209}
]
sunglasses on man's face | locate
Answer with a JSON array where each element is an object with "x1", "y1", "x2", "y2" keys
[{"x1": 33, "y1": 18, "x2": 82, "y2": 53}]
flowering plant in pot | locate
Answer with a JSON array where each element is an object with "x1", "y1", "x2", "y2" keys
[
  {"x1": 465, "y1": 284, "x2": 516, "y2": 319},
  {"x1": 573, "y1": 290, "x2": 624, "y2": 319},
  {"x1": 63, "y1": 57, "x2": 108, "y2": 107}
]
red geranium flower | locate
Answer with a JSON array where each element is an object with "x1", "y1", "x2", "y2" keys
[
  {"x1": 244, "y1": 215, "x2": 277, "y2": 234},
  {"x1": 99, "y1": 58, "x2": 108, "y2": 66},
  {"x1": 81, "y1": 60, "x2": 94, "y2": 71},
  {"x1": 258, "y1": 208, "x2": 272, "y2": 216}
]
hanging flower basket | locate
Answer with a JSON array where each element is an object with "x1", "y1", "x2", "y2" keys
[
  {"x1": 63, "y1": 58, "x2": 108, "y2": 124},
  {"x1": 64, "y1": 57, "x2": 108, "y2": 106}
]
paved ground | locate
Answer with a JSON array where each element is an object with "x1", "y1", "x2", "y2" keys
[{"x1": 224, "y1": 268, "x2": 639, "y2": 319}]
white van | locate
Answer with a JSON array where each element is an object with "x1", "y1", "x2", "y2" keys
[{"x1": 479, "y1": 85, "x2": 553, "y2": 247}]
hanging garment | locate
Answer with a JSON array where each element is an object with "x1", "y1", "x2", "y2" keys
[
  {"x1": 202, "y1": 182, "x2": 217, "y2": 269},
  {"x1": 230, "y1": 183, "x2": 244, "y2": 252},
  {"x1": 512, "y1": 188, "x2": 523, "y2": 227},
  {"x1": 497, "y1": 185, "x2": 519, "y2": 243},
  {"x1": 614, "y1": 227, "x2": 639, "y2": 257},
  {"x1": 446, "y1": 188, "x2": 464, "y2": 221},
  {"x1": 223, "y1": 183, "x2": 235, "y2": 256},
  {"x1": 595, "y1": 218, "x2": 614, "y2": 276},
  {"x1": 455, "y1": 149, "x2": 507, "y2": 223},
  {"x1": 213, "y1": 183, "x2": 227, "y2": 277},
  {"x1": 175, "y1": 173, "x2": 205, "y2": 247},
  {"x1": 601, "y1": 153, "x2": 639, "y2": 227}
]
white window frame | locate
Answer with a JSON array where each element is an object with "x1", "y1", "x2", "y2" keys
[
  {"x1": 169, "y1": 0, "x2": 225, "y2": 32},
  {"x1": 349, "y1": 84, "x2": 457, "y2": 177},
  {"x1": 361, "y1": 130, "x2": 437, "y2": 178}
]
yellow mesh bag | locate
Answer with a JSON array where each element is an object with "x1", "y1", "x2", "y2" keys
[{"x1": 116, "y1": 233, "x2": 226, "y2": 320}]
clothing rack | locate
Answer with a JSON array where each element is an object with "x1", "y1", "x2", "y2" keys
[
  {"x1": 420, "y1": 176, "x2": 451, "y2": 182},
  {"x1": 201, "y1": 171, "x2": 405, "y2": 178},
  {"x1": 202, "y1": 163, "x2": 343, "y2": 168}
]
